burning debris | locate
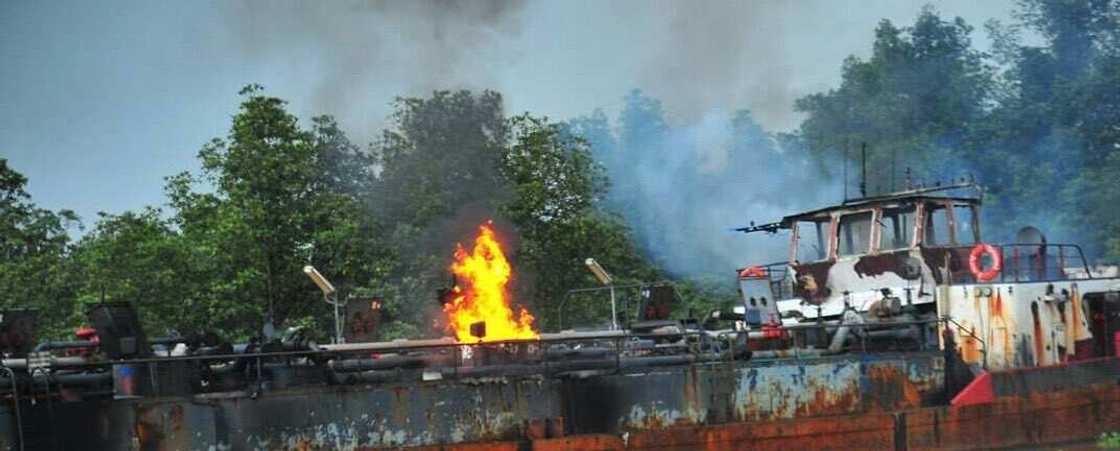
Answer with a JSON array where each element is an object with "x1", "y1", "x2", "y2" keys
[{"x1": 442, "y1": 221, "x2": 538, "y2": 342}]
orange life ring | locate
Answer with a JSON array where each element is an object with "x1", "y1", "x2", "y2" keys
[
  {"x1": 738, "y1": 266, "x2": 768, "y2": 279},
  {"x1": 969, "y1": 244, "x2": 1002, "y2": 282}
]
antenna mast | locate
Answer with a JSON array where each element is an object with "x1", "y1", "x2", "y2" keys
[
  {"x1": 859, "y1": 143, "x2": 867, "y2": 198},
  {"x1": 890, "y1": 146, "x2": 896, "y2": 192},
  {"x1": 842, "y1": 140, "x2": 849, "y2": 201}
]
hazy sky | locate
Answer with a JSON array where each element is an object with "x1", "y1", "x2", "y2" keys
[{"x1": 1, "y1": 0, "x2": 1017, "y2": 227}]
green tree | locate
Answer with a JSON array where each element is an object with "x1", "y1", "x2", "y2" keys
[
  {"x1": 369, "y1": 90, "x2": 511, "y2": 337},
  {"x1": 0, "y1": 159, "x2": 79, "y2": 337},
  {"x1": 502, "y1": 114, "x2": 660, "y2": 329},
  {"x1": 72, "y1": 208, "x2": 200, "y2": 334},
  {"x1": 374, "y1": 90, "x2": 509, "y2": 230},
  {"x1": 369, "y1": 93, "x2": 666, "y2": 333},
  {"x1": 166, "y1": 85, "x2": 394, "y2": 339},
  {"x1": 970, "y1": 0, "x2": 1120, "y2": 250},
  {"x1": 795, "y1": 7, "x2": 993, "y2": 192}
]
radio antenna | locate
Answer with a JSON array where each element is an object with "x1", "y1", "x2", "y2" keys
[
  {"x1": 842, "y1": 140, "x2": 849, "y2": 201},
  {"x1": 859, "y1": 142, "x2": 868, "y2": 198},
  {"x1": 890, "y1": 146, "x2": 897, "y2": 192}
]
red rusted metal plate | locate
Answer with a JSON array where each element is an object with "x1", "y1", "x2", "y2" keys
[
  {"x1": 531, "y1": 435, "x2": 624, "y2": 451},
  {"x1": 379, "y1": 384, "x2": 1120, "y2": 450}
]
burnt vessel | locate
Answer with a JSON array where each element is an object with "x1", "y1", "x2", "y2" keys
[{"x1": 0, "y1": 183, "x2": 1118, "y2": 450}]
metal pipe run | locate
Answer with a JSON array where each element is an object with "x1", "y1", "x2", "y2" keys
[
  {"x1": 0, "y1": 371, "x2": 112, "y2": 390},
  {"x1": 329, "y1": 354, "x2": 452, "y2": 372},
  {"x1": 751, "y1": 348, "x2": 832, "y2": 359},
  {"x1": 32, "y1": 340, "x2": 96, "y2": 353},
  {"x1": 1, "y1": 356, "x2": 92, "y2": 369}
]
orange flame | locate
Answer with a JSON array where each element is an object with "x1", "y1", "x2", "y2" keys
[{"x1": 443, "y1": 221, "x2": 538, "y2": 342}]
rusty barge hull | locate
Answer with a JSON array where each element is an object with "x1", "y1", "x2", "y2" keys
[
  {"x1": 475, "y1": 382, "x2": 1120, "y2": 451},
  {"x1": 1, "y1": 352, "x2": 942, "y2": 450},
  {"x1": 0, "y1": 352, "x2": 1117, "y2": 450}
]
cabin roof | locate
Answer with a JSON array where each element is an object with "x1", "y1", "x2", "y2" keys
[
  {"x1": 735, "y1": 182, "x2": 982, "y2": 234},
  {"x1": 780, "y1": 184, "x2": 982, "y2": 225}
]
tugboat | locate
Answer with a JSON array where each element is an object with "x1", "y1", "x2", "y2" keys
[{"x1": 735, "y1": 181, "x2": 1119, "y2": 371}]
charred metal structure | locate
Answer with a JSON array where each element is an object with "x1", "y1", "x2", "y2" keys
[
  {"x1": 738, "y1": 183, "x2": 1119, "y2": 369},
  {"x1": 1, "y1": 184, "x2": 1118, "y2": 450}
]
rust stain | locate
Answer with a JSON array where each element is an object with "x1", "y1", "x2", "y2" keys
[
  {"x1": 1070, "y1": 287, "x2": 1083, "y2": 342},
  {"x1": 990, "y1": 291, "x2": 1014, "y2": 367},
  {"x1": 909, "y1": 382, "x2": 1120, "y2": 450},
  {"x1": 795, "y1": 384, "x2": 860, "y2": 417},
  {"x1": 530, "y1": 435, "x2": 623, "y2": 451},
  {"x1": 132, "y1": 404, "x2": 188, "y2": 451},
  {"x1": 375, "y1": 442, "x2": 522, "y2": 451},
  {"x1": 133, "y1": 406, "x2": 158, "y2": 451},
  {"x1": 1032, "y1": 302, "x2": 1045, "y2": 366},
  {"x1": 526, "y1": 418, "x2": 548, "y2": 440},
  {"x1": 682, "y1": 365, "x2": 699, "y2": 412},
  {"x1": 366, "y1": 378, "x2": 1120, "y2": 451},
  {"x1": 547, "y1": 417, "x2": 565, "y2": 438},
  {"x1": 168, "y1": 405, "x2": 183, "y2": 432},
  {"x1": 960, "y1": 326, "x2": 982, "y2": 364},
  {"x1": 1034, "y1": 306, "x2": 1043, "y2": 369},
  {"x1": 866, "y1": 365, "x2": 921, "y2": 411},
  {"x1": 991, "y1": 292, "x2": 1003, "y2": 318}
]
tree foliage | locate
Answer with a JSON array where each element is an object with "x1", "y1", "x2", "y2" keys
[
  {"x1": 13, "y1": 2, "x2": 1120, "y2": 341},
  {"x1": 0, "y1": 159, "x2": 79, "y2": 336},
  {"x1": 502, "y1": 114, "x2": 660, "y2": 329},
  {"x1": 793, "y1": 2, "x2": 1120, "y2": 259},
  {"x1": 72, "y1": 209, "x2": 199, "y2": 332},
  {"x1": 795, "y1": 7, "x2": 994, "y2": 192},
  {"x1": 369, "y1": 92, "x2": 661, "y2": 333},
  {"x1": 67, "y1": 87, "x2": 397, "y2": 340}
]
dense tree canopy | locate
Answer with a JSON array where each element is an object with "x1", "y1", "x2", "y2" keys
[
  {"x1": 794, "y1": 6, "x2": 994, "y2": 192},
  {"x1": 0, "y1": 159, "x2": 79, "y2": 336},
  {"x1": 793, "y1": 1, "x2": 1120, "y2": 259},
  {"x1": 7, "y1": 1, "x2": 1120, "y2": 341}
]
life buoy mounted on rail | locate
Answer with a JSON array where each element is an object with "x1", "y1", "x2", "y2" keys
[{"x1": 968, "y1": 243, "x2": 1002, "y2": 282}]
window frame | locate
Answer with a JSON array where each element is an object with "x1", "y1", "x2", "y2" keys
[
  {"x1": 789, "y1": 218, "x2": 831, "y2": 263},
  {"x1": 835, "y1": 209, "x2": 876, "y2": 258},
  {"x1": 876, "y1": 204, "x2": 918, "y2": 252},
  {"x1": 918, "y1": 200, "x2": 982, "y2": 247}
]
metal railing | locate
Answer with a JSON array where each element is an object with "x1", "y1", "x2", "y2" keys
[
  {"x1": 996, "y1": 243, "x2": 1093, "y2": 283},
  {"x1": 0, "y1": 315, "x2": 969, "y2": 409},
  {"x1": 926, "y1": 243, "x2": 1095, "y2": 285},
  {"x1": 942, "y1": 316, "x2": 987, "y2": 370},
  {"x1": 0, "y1": 329, "x2": 749, "y2": 398},
  {"x1": 738, "y1": 261, "x2": 793, "y2": 301},
  {"x1": 556, "y1": 281, "x2": 684, "y2": 331}
]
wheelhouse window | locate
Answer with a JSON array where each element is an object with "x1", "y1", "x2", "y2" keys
[
  {"x1": 954, "y1": 205, "x2": 978, "y2": 245},
  {"x1": 794, "y1": 220, "x2": 828, "y2": 262},
  {"x1": 837, "y1": 212, "x2": 873, "y2": 257},
  {"x1": 924, "y1": 205, "x2": 953, "y2": 246},
  {"x1": 879, "y1": 207, "x2": 916, "y2": 250}
]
